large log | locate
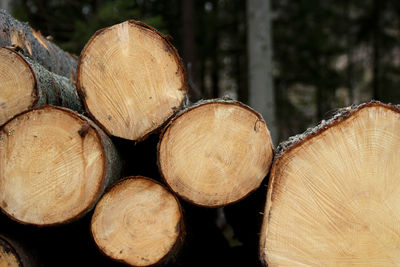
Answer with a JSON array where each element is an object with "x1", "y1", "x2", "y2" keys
[
  {"x1": 77, "y1": 20, "x2": 187, "y2": 141},
  {"x1": 91, "y1": 176, "x2": 184, "y2": 266},
  {"x1": 158, "y1": 99, "x2": 274, "y2": 207},
  {"x1": 0, "y1": 106, "x2": 121, "y2": 226},
  {"x1": 260, "y1": 102, "x2": 400, "y2": 266},
  {"x1": 0, "y1": 9, "x2": 77, "y2": 80},
  {"x1": 0, "y1": 47, "x2": 83, "y2": 126}
]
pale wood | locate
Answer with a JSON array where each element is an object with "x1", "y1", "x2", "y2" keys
[
  {"x1": 158, "y1": 99, "x2": 274, "y2": 207},
  {"x1": 0, "y1": 238, "x2": 20, "y2": 267},
  {"x1": 0, "y1": 9, "x2": 77, "y2": 80},
  {"x1": 0, "y1": 106, "x2": 121, "y2": 226},
  {"x1": 91, "y1": 176, "x2": 184, "y2": 267},
  {"x1": 0, "y1": 235, "x2": 36, "y2": 267},
  {"x1": 0, "y1": 47, "x2": 83, "y2": 126},
  {"x1": 260, "y1": 102, "x2": 400, "y2": 266},
  {"x1": 77, "y1": 20, "x2": 187, "y2": 141}
]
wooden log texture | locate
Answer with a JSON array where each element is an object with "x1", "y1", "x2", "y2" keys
[
  {"x1": 0, "y1": 235, "x2": 37, "y2": 267},
  {"x1": 0, "y1": 47, "x2": 83, "y2": 126},
  {"x1": 0, "y1": 9, "x2": 77, "y2": 80},
  {"x1": 0, "y1": 106, "x2": 122, "y2": 226},
  {"x1": 158, "y1": 99, "x2": 274, "y2": 207},
  {"x1": 260, "y1": 101, "x2": 400, "y2": 266},
  {"x1": 91, "y1": 176, "x2": 184, "y2": 266},
  {"x1": 77, "y1": 20, "x2": 187, "y2": 141}
]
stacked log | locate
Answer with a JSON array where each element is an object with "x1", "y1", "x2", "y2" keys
[
  {"x1": 0, "y1": 234, "x2": 37, "y2": 267},
  {"x1": 0, "y1": 9, "x2": 77, "y2": 80},
  {"x1": 0, "y1": 106, "x2": 121, "y2": 226},
  {"x1": 0, "y1": 47, "x2": 82, "y2": 125},
  {"x1": 77, "y1": 20, "x2": 187, "y2": 141},
  {"x1": 158, "y1": 99, "x2": 274, "y2": 207},
  {"x1": 260, "y1": 102, "x2": 400, "y2": 266},
  {"x1": 91, "y1": 176, "x2": 184, "y2": 266}
]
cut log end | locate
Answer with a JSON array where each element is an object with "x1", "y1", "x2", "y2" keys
[
  {"x1": 0, "y1": 47, "x2": 36, "y2": 126},
  {"x1": 91, "y1": 176, "x2": 183, "y2": 267},
  {"x1": 0, "y1": 237, "x2": 20, "y2": 267},
  {"x1": 159, "y1": 100, "x2": 274, "y2": 207},
  {"x1": 77, "y1": 20, "x2": 187, "y2": 141},
  {"x1": 261, "y1": 102, "x2": 400, "y2": 266},
  {"x1": 0, "y1": 106, "x2": 108, "y2": 226}
]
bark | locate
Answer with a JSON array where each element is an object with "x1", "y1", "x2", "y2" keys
[
  {"x1": 0, "y1": 9, "x2": 77, "y2": 80},
  {"x1": 0, "y1": 2, "x2": 12, "y2": 13},
  {"x1": 272, "y1": 101, "x2": 383, "y2": 159},
  {"x1": 0, "y1": 47, "x2": 82, "y2": 126},
  {"x1": 158, "y1": 99, "x2": 274, "y2": 207},
  {"x1": 0, "y1": 106, "x2": 122, "y2": 226},
  {"x1": 0, "y1": 235, "x2": 38, "y2": 267},
  {"x1": 25, "y1": 53, "x2": 83, "y2": 112}
]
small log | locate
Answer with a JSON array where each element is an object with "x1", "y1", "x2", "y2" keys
[
  {"x1": 260, "y1": 102, "x2": 400, "y2": 266},
  {"x1": 0, "y1": 235, "x2": 37, "y2": 267},
  {"x1": 158, "y1": 99, "x2": 274, "y2": 207},
  {"x1": 77, "y1": 20, "x2": 187, "y2": 141},
  {"x1": 0, "y1": 106, "x2": 121, "y2": 226},
  {"x1": 91, "y1": 176, "x2": 184, "y2": 266},
  {"x1": 0, "y1": 47, "x2": 83, "y2": 126},
  {"x1": 0, "y1": 9, "x2": 77, "y2": 80}
]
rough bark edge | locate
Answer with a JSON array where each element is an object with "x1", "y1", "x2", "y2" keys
[
  {"x1": 76, "y1": 20, "x2": 188, "y2": 142},
  {"x1": 91, "y1": 176, "x2": 186, "y2": 267},
  {"x1": 0, "y1": 47, "x2": 83, "y2": 126},
  {"x1": 0, "y1": 105, "x2": 121, "y2": 227},
  {"x1": 0, "y1": 235, "x2": 23, "y2": 267},
  {"x1": 0, "y1": 9, "x2": 77, "y2": 79},
  {"x1": 157, "y1": 98, "x2": 275, "y2": 208},
  {"x1": 259, "y1": 100, "x2": 398, "y2": 266},
  {"x1": 0, "y1": 234, "x2": 38, "y2": 267}
]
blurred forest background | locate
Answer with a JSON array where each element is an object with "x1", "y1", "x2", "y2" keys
[{"x1": 2, "y1": 0, "x2": 400, "y2": 144}]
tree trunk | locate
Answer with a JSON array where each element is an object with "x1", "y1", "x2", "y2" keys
[
  {"x1": 372, "y1": 0, "x2": 381, "y2": 100},
  {"x1": 247, "y1": 0, "x2": 276, "y2": 144},
  {"x1": 77, "y1": 20, "x2": 188, "y2": 141},
  {"x1": 181, "y1": 0, "x2": 201, "y2": 101},
  {"x1": 0, "y1": 0, "x2": 13, "y2": 13},
  {"x1": 260, "y1": 101, "x2": 400, "y2": 266},
  {"x1": 0, "y1": 47, "x2": 83, "y2": 126},
  {"x1": 0, "y1": 9, "x2": 77, "y2": 80},
  {"x1": 158, "y1": 99, "x2": 274, "y2": 207},
  {"x1": 0, "y1": 106, "x2": 122, "y2": 226},
  {"x1": 91, "y1": 176, "x2": 184, "y2": 267}
]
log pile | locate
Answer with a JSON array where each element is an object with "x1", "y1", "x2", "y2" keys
[{"x1": 1, "y1": 9, "x2": 398, "y2": 267}]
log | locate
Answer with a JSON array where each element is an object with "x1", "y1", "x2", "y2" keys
[
  {"x1": 158, "y1": 99, "x2": 274, "y2": 207},
  {"x1": 0, "y1": 9, "x2": 77, "y2": 80},
  {"x1": 0, "y1": 47, "x2": 83, "y2": 126},
  {"x1": 0, "y1": 235, "x2": 37, "y2": 267},
  {"x1": 77, "y1": 20, "x2": 187, "y2": 141},
  {"x1": 91, "y1": 176, "x2": 184, "y2": 266},
  {"x1": 0, "y1": 106, "x2": 122, "y2": 226},
  {"x1": 260, "y1": 101, "x2": 400, "y2": 266}
]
